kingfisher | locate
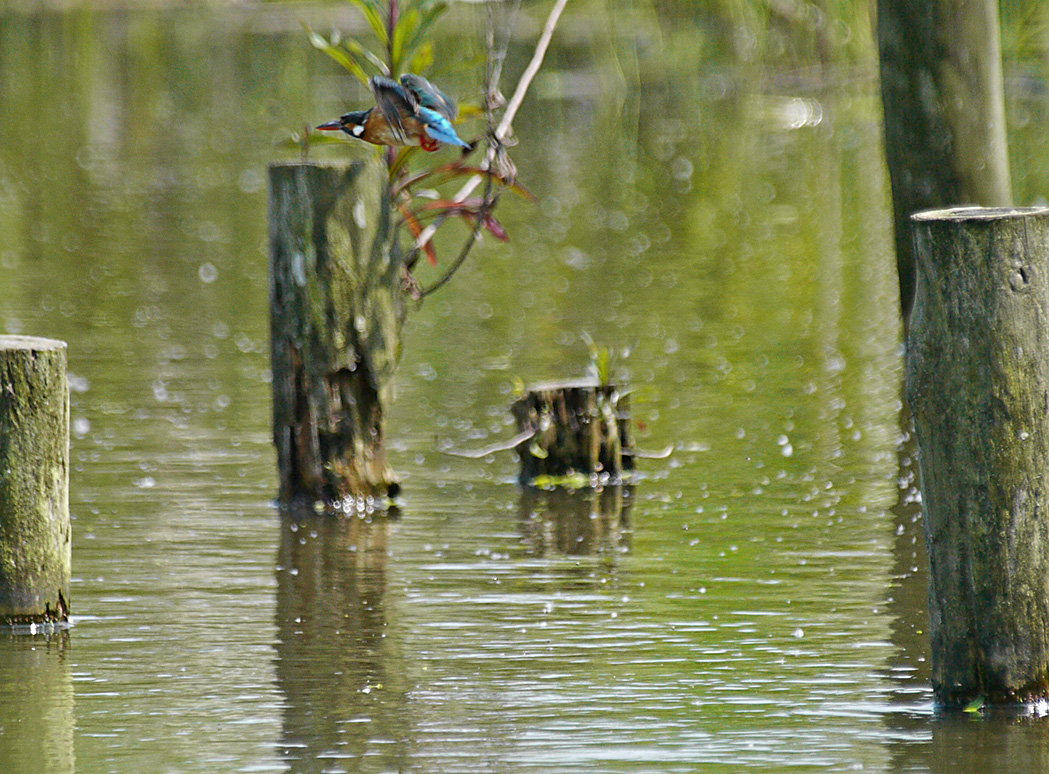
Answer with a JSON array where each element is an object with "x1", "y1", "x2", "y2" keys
[{"x1": 316, "y1": 74, "x2": 470, "y2": 152}]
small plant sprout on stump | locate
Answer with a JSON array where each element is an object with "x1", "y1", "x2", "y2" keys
[
  {"x1": 510, "y1": 336, "x2": 637, "y2": 487},
  {"x1": 906, "y1": 206, "x2": 1049, "y2": 709},
  {"x1": 270, "y1": 0, "x2": 560, "y2": 508}
]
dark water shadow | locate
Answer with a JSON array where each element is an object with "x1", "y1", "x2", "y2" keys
[
  {"x1": 883, "y1": 400, "x2": 932, "y2": 690},
  {"x1": 0, "y1": 629, "x2": 73, "y2": 773},
  {"x1": 882, "y1": 398, "x2": 936, "y2": 763},
  {"x1": 923, "y1": 711, "x2": 1049, "y2": 772},
  {"x1": 517, "y1": 485, "x2": 634, "y2": 557},
  {"x1": 274, "y1": 508, "x2": 408, "y2": 774}
]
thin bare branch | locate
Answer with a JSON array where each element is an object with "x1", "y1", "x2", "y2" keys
[{"x1": 413, "y1": 0, "x2": 568, "y2": 252}]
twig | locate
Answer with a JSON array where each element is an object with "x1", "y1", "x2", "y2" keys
[
  {"x1": 413, "y1": 0, "x2": 568, "y2": 252},
  {"x1": 494, "y1": 0, "x2": 568, "y2": 146},
  {"x1": 441, "y1": 428, "x2": 535, "y2": 458},
  {"x1": 419, "y1": 178, "x2": 499, "y2": 297}
]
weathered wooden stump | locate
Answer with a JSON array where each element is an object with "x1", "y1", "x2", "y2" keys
[
  {"x1": 0, "y1": 336, "x2": 70, "y2": 625},
  {"x1": 906, "y1": 206, "x2": 1049, "y2": 708},
  {"x1": 269, "y1": 160, "x2": 406, "y2": 504},
  {"x1": 510, "y1": 378, "x2": 633, "y2": 485}
]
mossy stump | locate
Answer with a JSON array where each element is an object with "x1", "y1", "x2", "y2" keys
[
  {"x1": 510, "y1": 378, "x2": 633, "y2": 485},
  {"x1": 906, "y1": 206, "x2": 1049, "y2": 708},
  {"x1": 269, "y1": 161, "x2": 405, "y2": 505},
  {"x1": 0, "y1": 336, "x2": 71, "y2": 625}
]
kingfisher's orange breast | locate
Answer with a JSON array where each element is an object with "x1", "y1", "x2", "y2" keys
[{"x1": 364, "y1": 111, "x2": 425, "y2": 147}]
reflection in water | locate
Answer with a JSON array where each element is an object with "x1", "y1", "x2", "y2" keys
[
  {"x1": 928, "y1": 713, "x2": 1049, "y2": 773},
  {"x1": 274, "y1": 510, "x2": 407, "y2": 774},
  {"x1": 884, "y1": 400, "x2": 936, "y2": 766},
  {"x1": 0, "y1": 631, "x2": 74, "y2": 773},
  {"x1": 884, "y1": 401, "x2": 932, "y2": 697},
  {"x1": 517, "y1": 485, "x2": 633, "y2": 557}
]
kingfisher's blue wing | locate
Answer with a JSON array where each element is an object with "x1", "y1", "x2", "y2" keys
[
  {"x1": 370, "y1": 75, "x2": 416, "y2": 144},
  {"x1": 419, "y1": 107, "x2": 470, "y2": 148},
  {"x1": 400, "y1": 74, "x2": 458, "y2": 122}
]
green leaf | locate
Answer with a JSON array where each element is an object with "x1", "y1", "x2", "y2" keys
[
  {"x1": 304, "y1": 24, "x2": 369, "y2": 85},
  {"x1": 388, "y1": 146, "x2": 420, "y2": 177},
  {"x1": 348, "y1": 0, "x2": 389, "y2": 47},
  {"x1": 405, "y1": 2, "x2": 448, "y2": 66},
  {"x1": 344, "y1": 37, "x2": 389, "y2": 77},
  {"x1": 409, "y1": 40, "x2": 434, "y2": 75},
  {"x1": 391, "y1": 7, "x2": 420, "y2": 73},
  {"x1": 963, "y1": 696, "x2": 985, "y2": 713}
]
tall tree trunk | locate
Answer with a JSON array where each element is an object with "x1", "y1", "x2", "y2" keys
[{"x1": 878, "y1": 0, "x2": 1011, "y2": 324}]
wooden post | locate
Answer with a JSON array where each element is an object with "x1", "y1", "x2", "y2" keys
[
  {"x1": 906, "y1": 206, "x2": 1049, "y2": 708},
  {"x1": 0, "y1": 336, "x2": 70, "y2": 624},
  {"x1": 878, "y1": 0, "x2": 1011, "y2": 323},
  {"x1": 269, "y1": 161, "x2": 405, "y2": 504},
  {"x1": 510, "y1": 378, "x2": 633, "y2": 485}
]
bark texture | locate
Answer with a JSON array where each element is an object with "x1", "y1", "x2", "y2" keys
[
  {"x1": 906, "y1": 206, "x2": 1049, "y2": 708},
  {"x1": 0, "y1": 336, "x2": 70, "y2": 623},
  {"x1": 270, "y1": 161, "x2": 405, "y2": 503}
]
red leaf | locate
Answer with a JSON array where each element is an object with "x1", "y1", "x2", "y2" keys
[{"x1": 398, "y1": 203, "x2": 439, "y2": 266}]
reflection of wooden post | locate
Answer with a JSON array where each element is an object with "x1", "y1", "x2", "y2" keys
[
  {"x1": 510, "y1": 378, "x2": 633, "y2": 485},
  {"x1": 0, "y1": 633, "x2": 73, "y2": 772},
  {"x1": 906, "y1": 207, "x2": 1049, "y2": 708},
  {"x1": 269, "y1": 161, "x2": 405, "y2": 504},
  {"x1": 518, "y1": 485, "x2": 632, "y2": 556},
  {"x1": 878, "y1": 0, "x2": 1011, "y2": 322},
  {"x1": 274, "y1": 510, "x2": 408, "y2": 768},
  {"x1": 0, "y1": 336, "x2": 70, "y2": 624}
]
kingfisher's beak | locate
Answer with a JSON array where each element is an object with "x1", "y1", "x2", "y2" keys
[{"x1": 315, "y1": 120, "x2": 342, "y2": 131}]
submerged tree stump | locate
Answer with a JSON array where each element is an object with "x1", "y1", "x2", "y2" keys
[
  {"x1": 906, "y1": 206, "x2": 1049, "y2": 708},
  {"x1": 510, "y1": 378, "x2": 633, "y2": 485},
  {"x1": 269, "y1": 161, "x2": 406, "y2": 504},
  {"x1": 0, "y1": 336, "x2": 70, "y2": 624}
]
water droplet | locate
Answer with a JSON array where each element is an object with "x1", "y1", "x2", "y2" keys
[{"x1": 198, "y1": 262, "x2": 218, "y2": 284}]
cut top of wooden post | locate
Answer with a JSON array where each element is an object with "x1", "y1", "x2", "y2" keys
[
  {"x1": 912, "y1": 206, "x2": 1049, "y2": 223},
  {"x1": 0, "y1": 336, "x2": 67, "y2": 353}
]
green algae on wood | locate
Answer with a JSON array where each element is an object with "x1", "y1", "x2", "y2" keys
[
  {"x1": 269, "y1": 161, "x2": 405, "y2": 504},
  {"x1": 0, "y1": 336, "x2": 71, "y2": 624},
  {"x1": 906, "y1": 206, "x2": 1049, "y2": 708}
]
